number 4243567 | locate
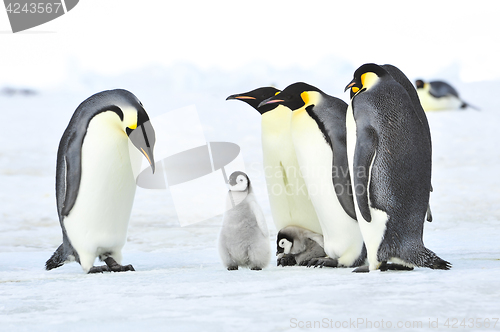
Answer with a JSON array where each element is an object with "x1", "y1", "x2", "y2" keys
[
  {"x1": 444, "y1": 318, "x2": 498, "y2": 328},
  {"x1": 6, "y1": 3, "x2": 62, "y2": 14}
]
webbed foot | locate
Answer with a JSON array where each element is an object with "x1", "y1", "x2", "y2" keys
[
  {"x1": 306, "y1": 257, "x2": 338, "y2": 268},
  {"x1": 379, "y1": 262, "x2": 414, "y2": 271},
  {"x1": 352, "y1": 265, "x2": 370, "y2": 273},
  {"x1": 277, "y1": 254, "x2": 297, "y2": 267}
]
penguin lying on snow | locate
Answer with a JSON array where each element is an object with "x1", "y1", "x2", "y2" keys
[
  {"x1": 345, "y1": 63, "x2": 451, "y2": 272},
  {"x1": 276, "y1": 226, "x2": 326, "y2": 266},
  {"x1": 226, "y1": 88, "x2": 322, "y2": 235},
  {"x1": 219, "y1": 171, "x2": 271, "y2": 270},
  {"x1": 45, "y1": 89, "x2": 156, "y2": 274},
  {"x1": 415, "y1": 79, "x2": 478, "y2": 111}
]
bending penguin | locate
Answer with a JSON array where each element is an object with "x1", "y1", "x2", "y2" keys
[
  {"x1": 259, "y1": 83, "x2": 366, "y2": 268},
  {"x1": 415, "y1": 79, "x2": 478, "y2": 111},
  {"x1": 219, "y1": 171, "x2": 271, "y2": 270},
  {"x1": 45, "y1": 89, "x2": 156, "y2": 274},
  {"x1": 345, "y1": 63, "x2": 451, "y2": 272},
  {"x1": 276, "y1": 225, "x2": 326, "y2": 266},
  {"x1": 226, "y1": 88, "x2": 322, "y2": 235}
]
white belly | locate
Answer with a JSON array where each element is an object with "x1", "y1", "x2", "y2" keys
[
  {"x1": 417, "y1": 90, "x2": 462, "y2": 111},
  {"x1": 291, "y1": 109, "x2": 363, "y2": 265},
  {"x1": 261, "y1": 107, "x2": 321, "y2": 234},
  {"x1": 63, "y1": 113, "x2": 141, "y2": 270},
  {"x1": 346, "y1": 103, "x2": 388, "y2": 270}
]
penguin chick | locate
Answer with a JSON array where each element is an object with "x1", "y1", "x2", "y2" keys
[
  {"x1": 45, "y1": 89, "x2": 155, "y2": 274},
  {"x1": 226, "y1": 88, "x2": 322, "y2": 235},
  {"x1": 276, "y1": 226, "x2": 326, "y2": 266},
  {"x1": 218, "y1": 171, "x2": 271, "y2": 270},
  {"x1": 415, "y1": 79, "x2": 478, "y2": 111},
  {"x1": 345, "y1": 64, "x2": 451, "y2": 272}
]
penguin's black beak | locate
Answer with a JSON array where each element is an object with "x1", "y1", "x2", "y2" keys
[
  {"x1": 127, "y1": 120, "x2": 156, "y2": 174},
  {"x1": 344, "y1": 80, "x2": 357, "y2": 92},
  {"x1": 226, "y1": 94, "x2": 256, "y2": 101},
  {"x1": 258, "y1": 96, "x2": 285, "y2": 108}
]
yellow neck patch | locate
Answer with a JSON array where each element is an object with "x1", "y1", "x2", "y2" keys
[
  {"x1": 360, "y1": 72, "x2": 379, "y2": 90},
  {"x1": 301, "y1": 91, "x2": 310, "y2": 105},
  {"x1": 128, "y1": 123, "x2": 137, "y2": 130}
]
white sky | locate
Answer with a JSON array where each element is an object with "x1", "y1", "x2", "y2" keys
[{"x1": 1, "y1": 0, "x2": 499, "y2": 87}]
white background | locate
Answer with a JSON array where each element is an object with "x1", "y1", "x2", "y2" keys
[{"x1": 1, "y1": 1, "x2": 500, "y2": 331}]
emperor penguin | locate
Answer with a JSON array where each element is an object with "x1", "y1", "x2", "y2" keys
[
  {"x1": 276, "y1": 226, "x2": 326, "y2": 266},
  {"x1": 415, "y1": 79, "x2": 478, "y2": 111},
  {"x1": 45, "y1": 89, "x2": 156, "y2": 274},
  {"x1": 345, "y1": 63, "x2": 451, "y2": 272},
  {"x1": 259, "y1": 83, "x2": 366, "y2": 268},
  {"x1": 218, "y1": 171, "x2": 271, "y2": 270},
  {"x1": 226, "y1": 88, "x2": 321, "y2": 236}
]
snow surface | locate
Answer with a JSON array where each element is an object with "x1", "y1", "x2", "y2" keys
[{"x1": 1, "y1": 65, "x2": 500, "y2": 331}]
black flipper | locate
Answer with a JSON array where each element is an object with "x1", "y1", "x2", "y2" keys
[{"x1": 353, "y1": 127, "x2": 378, "y2": 222}]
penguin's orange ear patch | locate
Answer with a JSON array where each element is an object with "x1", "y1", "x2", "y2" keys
[
  {"x1": 352, "y1": 87, "x2": 359, "y2": 93},
  {"x1": 301, "y1": 92, "x2": 310, "y2": 104},
  {"x1": 129, "y1": 123, "x2": 137, "y2": 130},
  {"x1": 274, "y1": 91, "x2": 281, "y2": 96}
]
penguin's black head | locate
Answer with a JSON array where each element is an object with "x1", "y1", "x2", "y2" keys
[
  {"x1": 228, "y1": 171, "x2": 250, "y2": 192},
  {"x1": 345, "y1": 63, "x2": 389, "y2": 99},
  {"x1": 415, "y1": 79, "x2": 425, "y2": 89},
  {"x1": 126, "y1": 107, "x2": 156, "y2": 173},
  {"x1": 258, "y1": 82, "x2": 323, "y2": 112},
  {"x1": 226, "y1": 87, "x2": 280, "y2": 115},
  {"x1": 276, "y1": 230, "x2": 294, "y2": 255},
  {"x1": 110, "y1": 89, "x2": 155, "y2": 174}
]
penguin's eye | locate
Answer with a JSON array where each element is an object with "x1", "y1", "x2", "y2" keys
[{"x1": 279, "y1": 239, "x2": 285, "y2": 248}]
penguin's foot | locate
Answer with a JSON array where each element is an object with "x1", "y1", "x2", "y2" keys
[
  {"x1": 306, "y1": 257, "x2": 338, "y2": 268},
  {"x1": 352, "y1": 265, "x2": 370, "y2": 273},
  {"x1": 87, "y1": 257, "x2": 135, "y2": 274},
  {"x1": 227, "y1": 266, "x2": 238, "y2": 271},
  {"x1": 277, "y1": 254, "x2": 297, "y2": 267},
  {"x1": 379, "y1": 262, "x2": 414, "y2": 271},
  {"x1": 250, "y1": 267, "x2": 262, "y2": 271},
  {"x1": 88, "y1": 265, "x2": 111, "y2": 273}
]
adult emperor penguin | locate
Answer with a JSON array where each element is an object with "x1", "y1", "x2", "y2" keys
[
  {"x1": 45, "y1": 89, "x2": 156, "y2": 273},
  {"x1": 415, "y1": 79, "x2": 478, "y2": 111},
  {"x1": 276, "y1": 225, "x2": 326, "y2": 266},
  {"x1": 226, "y1": 88, "x2": 321, "y2": 235},
  {"x1": 218, "y1": 171, "x2": 270, "y2": 270},
  {"x1": 345, "y1": 63, "x2": 451, "y2": 272},
  {"x1": 259, "y1": 83, "x2": 366, "y2": 268}
]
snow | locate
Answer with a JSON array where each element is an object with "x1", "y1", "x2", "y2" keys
[{"x1": 1, "y1": 65, "x2": 500, "y2": 331}]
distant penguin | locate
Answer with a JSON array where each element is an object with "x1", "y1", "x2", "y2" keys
[
  {"x1": 345, "y1": 63, "x2": 451, "y2": 272},
  {"x1": 45, "y1": 89, "x2": 156, "y2": 274},
  {"x1": 276, "y1": 226, "x2": 326, "y2": 266},
  {"x1": 227, "y1": 88, "x2": 321, "y2": 236},
  {"x1": 259, "y1": 83, "x2": 366, "y2": 268},
  {"x1": 218, "y1": 171, "x2": 271, "y2": 270},
  {"x1": 415, "y1": 79, "x2": 477, "y2": 111}
]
